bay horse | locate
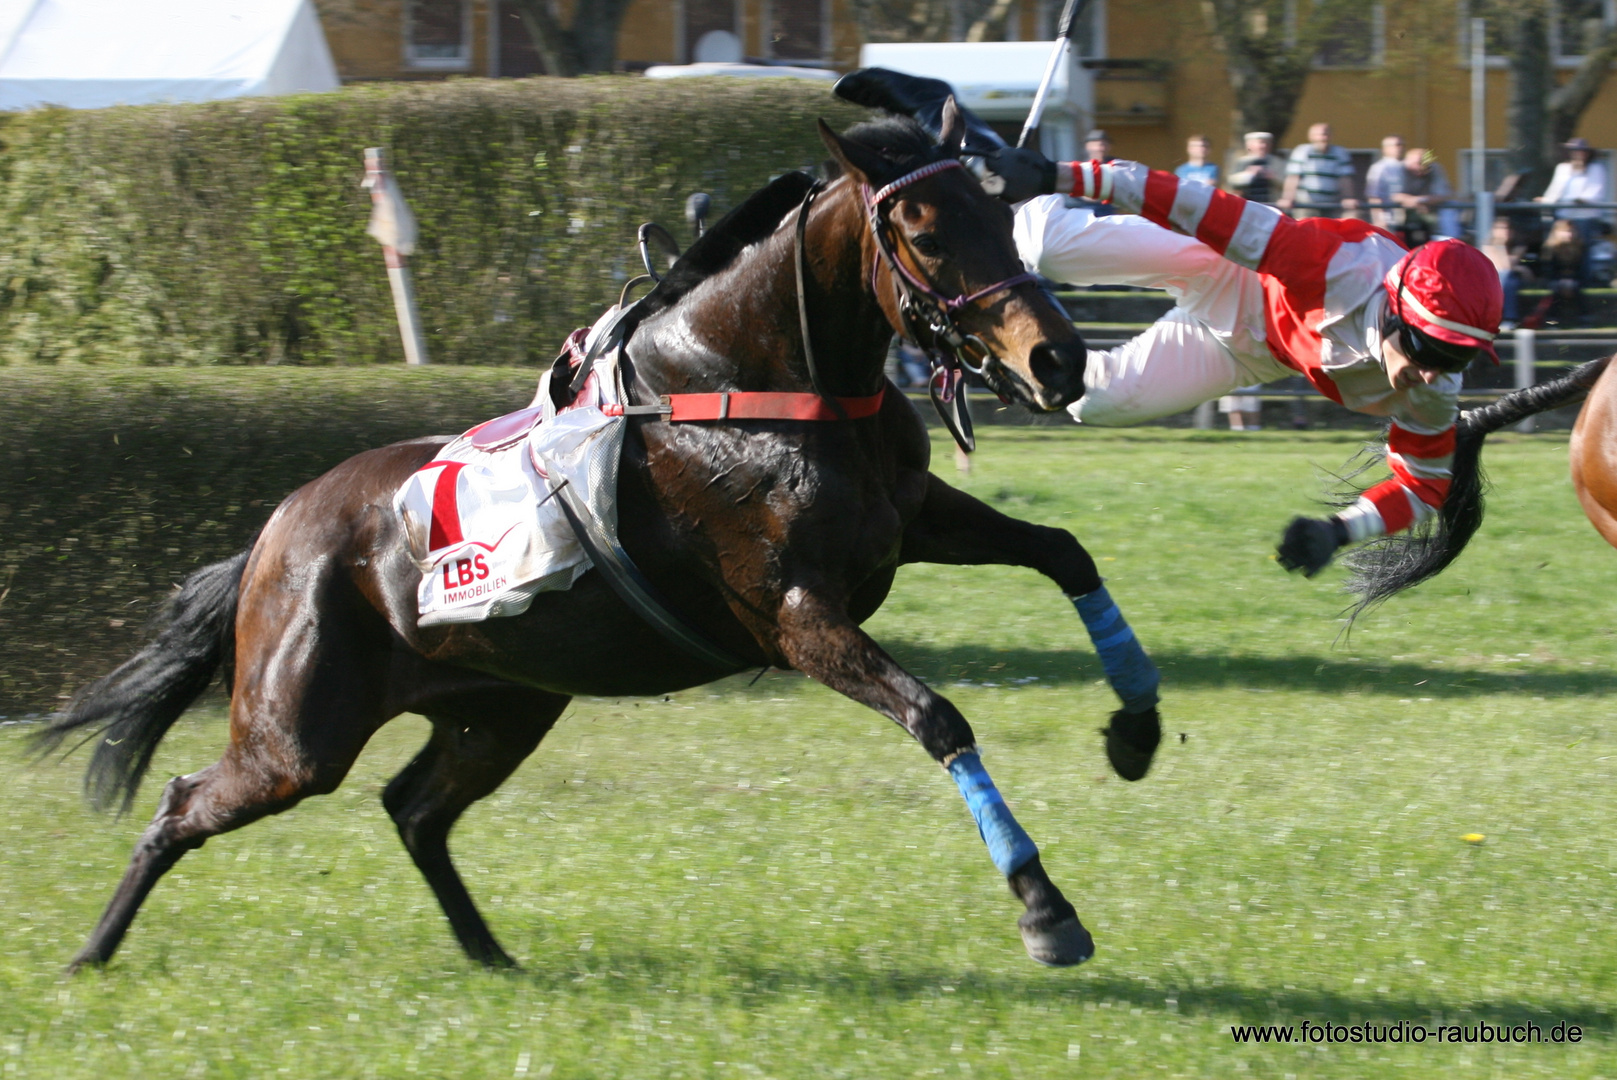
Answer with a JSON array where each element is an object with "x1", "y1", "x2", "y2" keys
[
  {"x1": 41, "y1": 107, "x2": 1161, "y2": 971},
  {"x1": 1343, "y1": 354, "x2": 1611, "y2": 614}
]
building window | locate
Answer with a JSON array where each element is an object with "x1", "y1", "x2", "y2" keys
[
  {"x1": 1313, "y1": 3, "x2": 1383, "y2": 68},
  {"x1": 1553, "y1": 0, "x2": 1617, "y2": 63},
  {"x1": 768, "y1": 0, "x2": 825, "y2": 62},
  {"x1": 406, "y1": 0, "x2": 471, "y2": 70}
]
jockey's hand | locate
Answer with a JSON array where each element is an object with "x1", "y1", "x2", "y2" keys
[
  {"x1": 979, "y1": 147, "x2": 1056, "y2": 203},
  {"x1": 1276, "y1": 515, "x2": 1350, "y2": 578}
]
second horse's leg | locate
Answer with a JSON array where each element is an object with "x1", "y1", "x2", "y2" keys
[
  {"x1": 383, "y1": 684, "x2": 570, "y2": 968},
  {"x1": 899, "y1": 472, "x2": 1163, "y2": 780},
  {"x1": 776, "y1": 586, "x2": 1092, "y2": 966}
]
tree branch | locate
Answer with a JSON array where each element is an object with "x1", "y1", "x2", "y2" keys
[
  {"x1": 507, "y1": 0, "x2": 579, "y2": 77},
  {"x1": 1549, "y1": 23, "x2": 1617, "y2": 144},
  {"x1": 965, "y1": 0, "x2": 1017, "y2": 43}
]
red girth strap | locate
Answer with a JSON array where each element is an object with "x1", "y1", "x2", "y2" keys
[{"x1": 602, "y1": 386, "x2": 885, "y2": 422}]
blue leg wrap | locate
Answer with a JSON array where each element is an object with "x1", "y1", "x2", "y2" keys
[
  {"x1": 946, "y1": 751, "x2": 1039, "y2": 877},
  {"x1": 1072, "y1": 584, "x2": 1160, "y2": 713}
]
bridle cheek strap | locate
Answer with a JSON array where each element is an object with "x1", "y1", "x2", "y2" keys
[{"x1": 862, "y1": 159, "x2": 1038, "y2": 339}]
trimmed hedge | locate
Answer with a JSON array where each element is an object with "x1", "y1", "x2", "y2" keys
[
  {"x1": 0, "y1": 78, "x2": 864, "y2": 366},
  {"x1": 0, "y1": 368, "x2": 545, "y2": 710}
]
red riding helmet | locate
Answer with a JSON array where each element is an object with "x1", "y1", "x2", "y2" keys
[{"x1": 1383, "y1": 239, "x2": 1503, "y2": 369}]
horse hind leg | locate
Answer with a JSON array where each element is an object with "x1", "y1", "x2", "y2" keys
[
  {"x1": 69, "y1": 733, "x2": 361, "y2": 971},
  {"x1": 382, "y1": 686, "x2": 569, "y2": 969}
]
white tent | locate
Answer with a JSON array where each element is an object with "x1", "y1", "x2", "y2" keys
[{"x1": 0, "y1": 0, "x2": 339, "y2": 111}]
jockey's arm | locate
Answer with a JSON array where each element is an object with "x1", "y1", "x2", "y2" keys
[
  {"x1": 1062, "y1": 159, "x2": 1339, "y2": 283},
  {"x1": 1338, "y1": 418, "x2": 1457, "y2": 541},
  {"x1": 989, "y1": 150, "x2": 1334, "y2": 286}
]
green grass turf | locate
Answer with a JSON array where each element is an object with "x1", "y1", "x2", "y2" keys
[{"x1": 3, "y1": 427, "x2": 1614, "y2": 1078}]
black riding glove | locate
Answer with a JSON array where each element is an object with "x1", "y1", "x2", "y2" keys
[
  {"x1": 1276, "y1": 515, "x2": 1351, "y2": 578},
  {"x1": 979, "y1": 146, "x2": 1057, "y2": 203}
]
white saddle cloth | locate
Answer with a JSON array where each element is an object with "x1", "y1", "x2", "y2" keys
[{"x1": 393, "y1": 313, "x2": 629, "y2": 627}]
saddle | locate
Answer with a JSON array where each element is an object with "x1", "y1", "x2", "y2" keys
[{"x1": 393, "y1": 181, "x2": 888, "y2": 659}]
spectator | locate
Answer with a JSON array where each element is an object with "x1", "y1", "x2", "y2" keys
[
  {"x1": 1218, "y1": 386, "x2": 1262, "y2": 430},
  {"x1": 1174, "y1": 134, "x2": 1220, "y2": 187},
  {"x1": 1538, "y1": 137, "x2": 1609, "y2": 277},
  {"x1": 1396, "y1": 148, "x2": 1460, "y2": 242},
  {"x1": 1227, "y1": 131, "x2": 1284, "y2": 204},
  {"x1": 1364, "y1": 135, "x2": 1407, "y2": 230},
  {"x1": 1084, "y1": 128, "x2": 1113, "y2": 162},
  {"x1": 1480, "y1": 216, "x2": 1529, "y2": 329},
  {"x1": 1279, "y1": 122, "x2": 1358, "y2": 217},
  {"x1": 1528, "y1": 218, "x2": 1586, "y2": 328},
  {"x1": 1077, "y1": 128, "x2": 1119, "y2": 217}
]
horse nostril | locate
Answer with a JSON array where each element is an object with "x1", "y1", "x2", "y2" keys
[{"x1": 1029, "y1": 341, "x2": 1085, "y2": 393}]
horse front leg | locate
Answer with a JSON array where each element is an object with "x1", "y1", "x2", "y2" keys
[
  {"x1": 775, "y1": 585, "x2": 1093, "y2": 966},
  {"x1": 898, "y1": 472, "x2": 1164, "y2": 781}
]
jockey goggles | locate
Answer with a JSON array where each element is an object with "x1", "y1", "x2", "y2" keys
[
  {"x1": 1391, "y1": 315, "x2": 1481, "y2": 374},
  {"x1": 1388, "y1": 278, "x2": 1482, "y2": 374}
]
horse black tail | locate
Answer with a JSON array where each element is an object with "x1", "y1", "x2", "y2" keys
[
  {"x1": 34, "y1": 546, "x2": 252, "y2": 815},
  {"x1": 1341, "y1": 355, "x2": 1611, "y2": 620}
]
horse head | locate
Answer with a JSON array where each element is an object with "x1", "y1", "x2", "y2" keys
[{"x1": 817, "y1": 104, "x2": 1087, "y2": 412}]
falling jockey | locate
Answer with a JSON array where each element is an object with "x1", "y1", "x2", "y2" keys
[
  {"x1": 834, "y1": 68, "x2": 1503, "y2": 581},
  {"x1": 992, "y1": 151, "x2": 1504, "y2": 577}
]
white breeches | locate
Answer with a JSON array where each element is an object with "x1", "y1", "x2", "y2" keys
[{"x1": 1013, "y1": 201, "x2": 1294, "y2": 426}]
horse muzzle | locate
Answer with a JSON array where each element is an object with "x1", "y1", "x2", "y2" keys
[{"x1": 1016, "y1": 339, "x2": 1087, "y2": 412}]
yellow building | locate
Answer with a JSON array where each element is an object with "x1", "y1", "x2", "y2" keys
[
  {"x1": 320, "y1": 1, "x2": 862, "y2": 82},
  {"x1": 322, "y1": 1, "x2": 1617, "y2": 187}
]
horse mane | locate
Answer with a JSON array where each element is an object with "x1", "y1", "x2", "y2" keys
[
  {"x1": 635, "y1": 117, "x2": 941, "y2": 322},
  {"x1": 636, "y1": 170, "x2": 818, "y2": 320},
  {"x1": 838, "y1": 114, "x2": 950, "y2": 170}
]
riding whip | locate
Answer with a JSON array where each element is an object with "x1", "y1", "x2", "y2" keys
[{"x1": 1017, "y1": 0, "x2": 1091, "y2": 149}]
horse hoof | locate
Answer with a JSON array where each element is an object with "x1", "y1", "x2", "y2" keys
[
  {"x1": 1102, "y1": 707, "x2": 1161, "y2": 781},
  {"x1": 1019, "y1": 916, "x2": 1095, "y2": 967}
]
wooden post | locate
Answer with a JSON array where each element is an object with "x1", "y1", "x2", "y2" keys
[
  {"x1": 1515, "y1": 327, "x2": 1536, "y2": 434},
  {"x1": 363, "y1": 147, "x2": 429, "y2": 366}
]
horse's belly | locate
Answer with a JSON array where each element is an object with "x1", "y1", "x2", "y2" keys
[{"x1": 422, "y1": 572, "x2": 758, "y2": 697}]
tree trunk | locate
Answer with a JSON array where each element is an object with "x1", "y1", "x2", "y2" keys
[
  {"x1": 1203, "y1": 0, "x2": 1361, "y2": 147},
  {"x1": 1230, "y1": 50, "x2": 1310, "y2": 139},
  {"x1": 508, "y1": 0, "x2": 580, "y2": 76},
  {"x1": 571, "y1": 0, "x2": 634, "y2": 73},
  {"x1": 964, "y1": 0, "x2": 1016, "y2": 43},
  {"x1": 1504, "y1": 9, "x2": 1553, "y2": 195},
  {"x1": 507, "y1": 0, "x2": 631, "y2": 76}
]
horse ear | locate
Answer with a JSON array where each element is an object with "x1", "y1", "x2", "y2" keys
[
  {"x1": 939, "y1": 96, "x2": 965, "y2": 155},
  {"x1": 817, "y1": 118, "x2": 889, "y2": 187}
]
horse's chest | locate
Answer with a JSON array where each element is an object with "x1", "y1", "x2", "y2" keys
[{"x1": 639, "y1": 436, "x2": 908, "y2": 576}]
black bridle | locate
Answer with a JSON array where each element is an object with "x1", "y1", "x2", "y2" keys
[
  {"x1": 790, "y1": 159, "x2": 1038, "y2": 450},
  {"x1": 863, "y1": 159, "x2": 1037, "y2": 374}
]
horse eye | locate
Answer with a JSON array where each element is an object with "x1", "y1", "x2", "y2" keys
[{"x1": 911, "y1": 233, "x2": 944, "y2": 258}]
